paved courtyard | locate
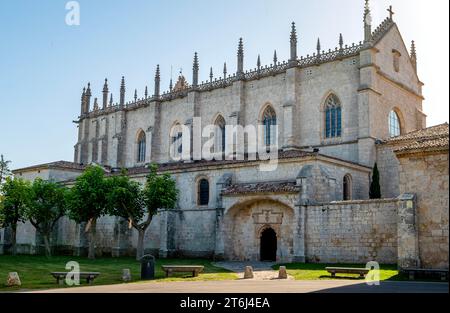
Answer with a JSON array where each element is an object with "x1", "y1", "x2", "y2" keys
[{"x1": 27, "y1": 280, "x2": 448, "y2": 293}]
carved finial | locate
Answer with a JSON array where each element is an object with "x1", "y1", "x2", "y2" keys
[
  {"x1": 85, "y1": 83, "x2": 92, "y2": 112},
  {"x1": 237, "y1": 38, "x2": 244, "y2": 77},
  {"x1": 364, "y1": 0, "x2": 372, "y2": 43},
  {"x1": 119, "y1": 77, "x2": 126, "y2": 108},
  {"x1": 102, "y1": 78, "x2": 109, "y2": 109},
  {"x1": 289, "y1": 22, "x2": 298, "y2": 64},
  {"x1": 410, "y1": 40, "x2": 417, "y2": 72},
  {"x1": 109, "y1": 93, "x2": 113, "y2": 106},
  {"x1": 80, "y1": 87, "x2": 86, "y2": 115},
  {"x1": 387, "y1": 5, "x2": 395, "y2": 20},
  {"x1": 193, "y1": 52, "x2": 199, "y2": 87},
  {"x1": 93, "y1": 98, "x2": 99, "y2": 111},
  {"x1": 339, "y1": 33, "x2": 344, "y2": 50},
  {"x1": 223, "y1": 62, "x2": 227, "y2": 79},
  {"x1": 209, "y1": 67, "x2": 213, "y2": 82},
  {"x1": 134, "y1": 89, "x2": 138, "y2": 102},
  {"x1": 273, "y1": 50, "x2": 278, "y2": 65},
  {"x1": 154, "y1": 65, "x2": 161, "y2": 97},
  {"x1": 169, "y1": 78, "x2": 173, "y2": 91},
  {"x1": 257, "y1": 55, "x2": 261, "y2": 69},
  {"x1": 316, "y1": 38, "x2": 321, "y2": 56}
]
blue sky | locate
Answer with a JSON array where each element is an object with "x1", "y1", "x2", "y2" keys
[{"x1": 0, "y1": 0, "x2": 448, "y2": 169}]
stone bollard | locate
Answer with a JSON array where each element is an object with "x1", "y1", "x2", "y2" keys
[
  {"x1": 122, "y1": 269, "x2": 132, "y2": 282},
  {"x1": 7, "y1": 272, "x2": 21, "y2": 287},
  {"x1": 278, "y1": 266, "x2": 288, "y2": 279},
  {"x1": 243, "y1": 266, "x2": 254, "y2": 279}
]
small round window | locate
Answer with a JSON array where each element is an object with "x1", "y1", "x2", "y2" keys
[{"x1": 389, "y1": 110, "x2": 401, "y2": 137}]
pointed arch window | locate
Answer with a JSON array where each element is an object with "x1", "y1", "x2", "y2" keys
[
  {"x1": 137, "y1": 131, "x2": 146, "y2": 163},
  {"x1": 389, "y1": 110, "x2": 401, "y2": 137},
  {"x1": 325, "y1": 95, "x2": 342, "y2": 138},
  {"x1": 214, "y1": 115, "x2": 226, "y2": 153},
  {"x1": 262, "y1": 106, "x2": 277, "y2": 146},
  {"x1": 198, "y1": 178, "x2": 209, "y2": 206}
]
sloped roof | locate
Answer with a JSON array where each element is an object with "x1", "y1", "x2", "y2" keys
[{"x1": 382, "y1": 123, "x2": 449, "y2": 155}]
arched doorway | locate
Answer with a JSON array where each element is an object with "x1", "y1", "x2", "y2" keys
[{"x1": 260, "y1": 228, "x2": 277, "y2": 261}]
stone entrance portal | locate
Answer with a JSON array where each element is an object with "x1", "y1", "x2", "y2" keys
[{"x1": 260, "y1": 228, "x2": 277, "y2": 261}]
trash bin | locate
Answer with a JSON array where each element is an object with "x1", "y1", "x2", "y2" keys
[{"x1": 140, "y1": 254, "x2": 155, "y2": 280}]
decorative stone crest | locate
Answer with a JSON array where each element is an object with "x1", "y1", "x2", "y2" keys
[{"x1": 252, "y1": 210, "x2": 283, "y2": 224}]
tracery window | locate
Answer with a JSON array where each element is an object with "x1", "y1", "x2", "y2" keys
[{"x1": 325, "y1": 94, "x2": 342, "y2": 138}]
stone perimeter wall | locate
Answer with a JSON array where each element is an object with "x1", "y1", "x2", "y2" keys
[{"x1": 304, "y1": 199, "x2": 398, "y2": 264}]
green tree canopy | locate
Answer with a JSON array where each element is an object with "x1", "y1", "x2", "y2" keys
[
  {"x1": 25, "y1": 178, "x2": 67, "y2": 257},
  {"x1": 0, "y1": 177, "x2": 32, "y2": 255}
]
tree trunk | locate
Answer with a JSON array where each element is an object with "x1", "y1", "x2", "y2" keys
[
  {"x1": 136, "y1": 228, "x2": 145, "y2": 261},
  {"x1": 43, "y1": 234, "x2": 52, "y2": 258},
  {"x1": 11, "y1": 225, "x2": 17, "y2": 256},
  {"x1": 88, "y1": 219, "x2": 97, "y2": 259}
]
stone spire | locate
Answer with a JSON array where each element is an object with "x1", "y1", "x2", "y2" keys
[
  {"x1": 93, "y1": 98, "x2": 99, "y2": 111},
  {"x1": 102, "y1": 78, "x2": 109, "y2": 109},
  {"x1": 316, "y1": 38, "x2": 321, "y2": 56},
  {"x1": 364, "y1": 0, "x2": 372, "y2": 43},
  {"x1": 223, "y1": 62, "x2": 227, "y2": 79},
  {"x1": 289, "y1": 22, "x2": 298, "y2": 65},
  {"x1": 410, "y1": 40, "x2": 417, "y2": 72},
  {"x1": 257, "y1": 55, "x2": 261, "y2": 71},
  {"x1": 209, "y1": 67, "x2": 213, "y2": 82},
  {"x1": 134, "y1": 89, "x2": 138, "y2": 102},
  {"x1": 154, "y1": 65, "x2": 160, "y2": 97},
  {"x1": 109, "y1": 93, "x2": 113, "y2": 106},
  {"x1": 144, "y1": 86, "x2": 148, "y2": 99},
  {"x1": 169, "y1": 77, "x2": 173, "y2": 92},
  {"x1": 339, "y1": 33, "x2": 344, "y2": 50},
  {"x1": 273, "y1": 50, "x2": 278, "y2": 65},
  {"x1": 80, "y1": 87, "x2": 86, "y2": 115},
  {"x1": 237, "y1": 38, "x2": 244, "y2": 78},
  {"x1": 119, "y1": 77, "x2": 125, "y2": 108},
  {"x1": 85, "y1": 82, "x2": 92, "y2": 112},
  {"x1": 193, "y1": 52, "x2": 199, "y2": 87}
]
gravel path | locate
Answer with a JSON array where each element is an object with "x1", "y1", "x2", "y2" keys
[{"x1": 213, "y1": 261, "x2": 294, "y2": 280}]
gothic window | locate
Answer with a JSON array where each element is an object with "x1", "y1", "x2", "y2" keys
[
  {"x1": 262, "y1": 106, "x2": 277, "y2": 146},
  {"x1": 325, "y1": 94, "x2": 342, "y2": 139},
  {"x1": 198, "y1": 179, "x2": 209, "y2": 206},
  {"x1": 170, "y1": 124, "x2": 183, "y2": 160},
  {"x1": 214, "y1": 115, "x2": 226, "y2": 153},
  {"x1": 343, "y1": 174, "x2": 352, "y2": 200},
  {"x1": 137, "y1": 131, "x2": 146, "y2": 163},
  {"x1": 389, "y1": 110, "x2": 401, "y2": 137}
]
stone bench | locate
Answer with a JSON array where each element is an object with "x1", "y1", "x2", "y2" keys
[
  {"x1": 401, "y1": 268, "x2": 449, "y2": 281},
  {"x1": 50, "y1": 272, "x2": 100, "y2": 285},
  {"x1": 161, "y1": 265, "x2": 204, "y2": 278},
  {"x1": 326, "y1": 267, "x2": 370, "y2": 279}
]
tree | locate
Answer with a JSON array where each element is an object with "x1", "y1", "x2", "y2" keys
[
  {"x1": 25, "y1": 178, "x2": 67, "y2": 257},
  {"x1": 140, "y1": 164, "x2": 178, "y2": 259},
  {"x1": 0, "y1": 155, "x2": 12, "y2": 186},
  {"x1": 66, "y1": 165, "x2": 109, "y2": 259},
  {"x1": 106, "y1": 171, "x2": 146, "y2": 260},
  {"x1": 369, "y1": 162, "x2": 381, "y2": 199},
  {"x1": 0, "y1": 177, "x2": 31, "y2": 255},
  {"x1": 108, "y1": 164, "x2": 178, "y2": 260}
]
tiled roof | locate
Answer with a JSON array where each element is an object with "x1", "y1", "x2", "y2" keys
[
  {"x1": 384, "y1": 123, "x2": 448, "y2": 144},
  {"x1": 13, "y1": 161, "x2": 86, "y2": 173},
  {"x1": 222, "y1": 181, "x2": 299, "y2": 195},
  {"x1": 127, "y1": 150, "x2": 317, "y2": 175},
  {"x1": 384, "y1": 123, "x2": 449, "y2": 154}
]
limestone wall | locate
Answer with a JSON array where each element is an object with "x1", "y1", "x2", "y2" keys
[
  {"x1": 376, "y1": 144, "x2": 401, "y2": 198},
  {"x1": 398, "y1": 152, "x2": 449, "y2": 269},
  {"x1": 304, "y1": 199, "x2": 398, "y2": 264}
]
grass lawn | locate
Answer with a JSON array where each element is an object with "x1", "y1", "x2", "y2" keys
[
  {"x1": 0, "y1": 255, "x2": 238, "y2": 292},
  {"x1": 272, "y1": 263, "x2": 409, "y2": 281}
]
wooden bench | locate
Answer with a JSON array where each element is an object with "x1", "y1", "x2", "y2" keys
[
  {"x1": 161, "y1": 265, "x2": 204, "y2": 278},
  {"x1": 50, "y1": 272, "x2": 100, "y2": 285},
  {"x1": 326, "y1": 267, "x2": 370, "y2": 279},
  {"x1": 401, "y1": 268, "x2": 449, "y2": 281}
]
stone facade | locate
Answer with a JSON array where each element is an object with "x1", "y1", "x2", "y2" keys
[{"x1": 4, "y1": 4, "x2": 448, "y2": 269}]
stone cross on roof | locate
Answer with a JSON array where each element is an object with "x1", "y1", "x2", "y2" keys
[{"x1": 387, "y1": 5, "x2": 395, "y2": 19}]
